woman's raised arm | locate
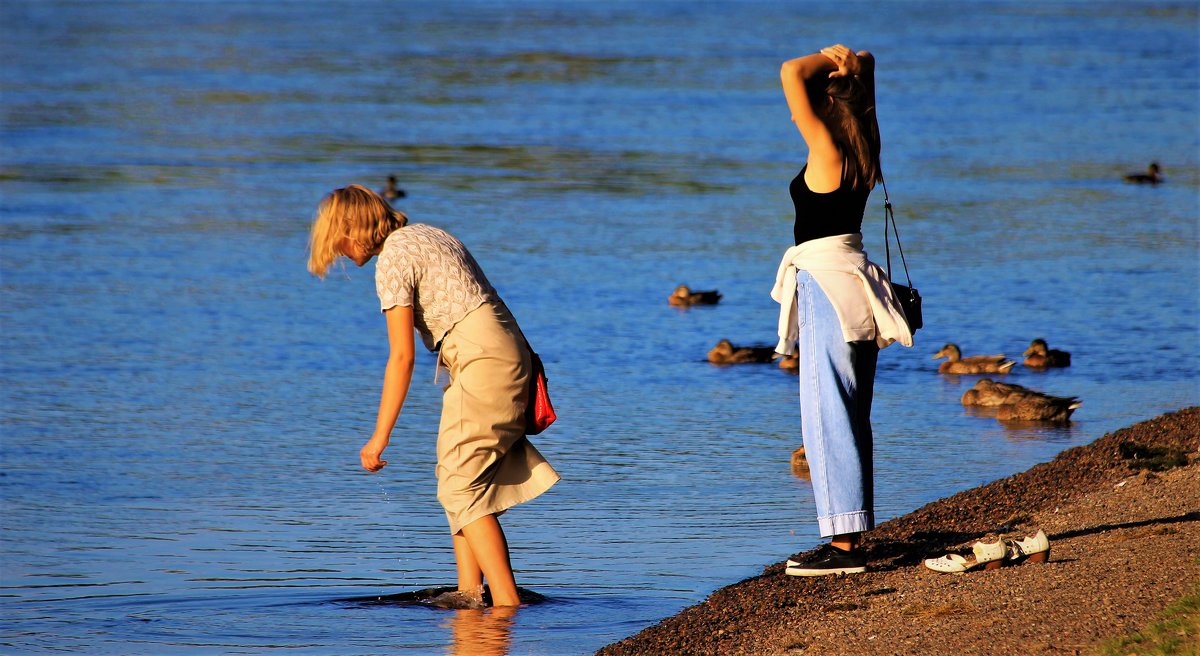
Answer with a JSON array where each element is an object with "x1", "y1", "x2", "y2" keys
[{"x1": 780, "y1": 52, "x2": 838, "y2": 158}]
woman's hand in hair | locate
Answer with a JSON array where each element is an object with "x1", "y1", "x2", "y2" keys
[{"x1": 820, "y1": 44, "x2": 861, "y2": 78}]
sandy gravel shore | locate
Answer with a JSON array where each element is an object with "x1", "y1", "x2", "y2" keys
[{"x1": 597, "y1": 407, "x2": 1200, "y2": 655}]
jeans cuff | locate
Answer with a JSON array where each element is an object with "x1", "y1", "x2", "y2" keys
[{"x1": 818, "y1": 511, "x2": 873, "y2": 538}]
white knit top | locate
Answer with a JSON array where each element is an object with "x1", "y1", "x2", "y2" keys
[{"x1": 375, "y1": 224, "x2": 500, "y2": 351}]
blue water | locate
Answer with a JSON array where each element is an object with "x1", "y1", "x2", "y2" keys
[{"x1": 1, "y1": 1, "x2": 1197, "y2": 654}]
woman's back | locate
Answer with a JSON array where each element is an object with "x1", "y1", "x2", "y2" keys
[
  {"x1": 791, "y1": 165, "x2": 871, "y2": 245},
  {"x1": 375, "y1": 223, "x2": 499, "y2": 351}
]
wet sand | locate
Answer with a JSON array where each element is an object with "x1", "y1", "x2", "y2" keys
[{"x1": 598, "y1": 406, "x2": 1200, "y2": 655}]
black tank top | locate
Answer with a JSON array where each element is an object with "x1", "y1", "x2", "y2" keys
[{"x1": 790, "y1": 165, "x2": 871, "y2": 245}]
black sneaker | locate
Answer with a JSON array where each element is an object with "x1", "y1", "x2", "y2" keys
[{"x1": 784, "y1": 544, "x2": 867, "y2": 577}]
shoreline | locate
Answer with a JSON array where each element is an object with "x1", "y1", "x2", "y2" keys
[{"x1": 597, "y1": 407, "x2": 1200, "y2": 655}]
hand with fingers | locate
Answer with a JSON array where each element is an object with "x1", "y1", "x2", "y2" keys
[
  {"x1": 360, "y1": 437, "x2": 389, "y2": 472},
  {"x1": 820, "y1": 44, "x2": 861, "y2": 78}
]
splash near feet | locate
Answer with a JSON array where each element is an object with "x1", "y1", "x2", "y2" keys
[{"x1": 333, "y1": 585, "x2": 549, "y2": 609}]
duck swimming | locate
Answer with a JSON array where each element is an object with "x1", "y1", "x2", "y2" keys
[
  {"x1": 790, "y1": 446, "x2": 809, "y2": 479},
  {"x1": 932, "y1": 344, "x2": 1016, "y2": 375},
  {"x1": 669, "y1": 284, "x2": 722, "y2": 307},
  {"x1": 995, "y1": 393, "x2": 1082, "y2": 422},
  {"x1": 960, "y1": 379, "x2": 1083, "y2": 421},
  {"x1": 961, "y1": 378, "x2": 1039, "y2": 406},
  {"x1": 381, "y1": 175, "x2": 407, "y2": 201},
  {"x1": 707, "y1": 339, "x2": 776, "y2": 365},
  {"x1": 1023, "y1": 338, "x2": 1071, "y2": 369},
  {"x1": 1123, "y1": 162, "x2": 1162, "y2": 185}
]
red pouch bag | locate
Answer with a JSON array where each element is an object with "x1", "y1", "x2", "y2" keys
[{"x1": 525, "y1": 351, "x2": 557, "y2": 435}]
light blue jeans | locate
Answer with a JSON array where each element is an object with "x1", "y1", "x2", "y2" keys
[{"x1": 795, "y1": 270, "x2": 879, "y2": 538}]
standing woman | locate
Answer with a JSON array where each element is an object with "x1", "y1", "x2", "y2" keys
[
  {"x1": 772, "y1": 45, "x2": 912, "y2": 576},
  {"x1": 307, "y1": 185, "x2": 560, "y2": 606}
]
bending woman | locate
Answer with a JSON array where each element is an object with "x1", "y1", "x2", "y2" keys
[
  {"x1": 773, "y1": 45, "x2": 912, "y2": 576},
  {"x1": 308, "y1": 185, "x2": 559, "y2": 606}
]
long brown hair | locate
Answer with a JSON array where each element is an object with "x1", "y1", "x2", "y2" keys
[
  {"x1": 813, "y1": 76, "x2": 881, "y2": 190},
  {"x1": 307, "y1": 184, "x2": 407, "y2": 278}
]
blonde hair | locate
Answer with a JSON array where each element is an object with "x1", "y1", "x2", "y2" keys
[{"x1": 307, "y1": 184, "x2": 408, "y2": 277}]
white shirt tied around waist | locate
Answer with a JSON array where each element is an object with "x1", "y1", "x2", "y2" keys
[{"x1": 771, "y1": 233, "x2": 914, "y2": 355}]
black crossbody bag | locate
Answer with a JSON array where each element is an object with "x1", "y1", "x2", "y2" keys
[{"x1": 880, "y1": 175, "x2": 923, "y2": 332}]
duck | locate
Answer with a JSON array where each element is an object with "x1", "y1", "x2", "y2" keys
[
  {"x1": 932, "y1": 344, "x2": 1016, "y2": 375},
  {"x1": 995, "y1": 393, "x2": 1082, "y2": 422},
  {"x1": 777, "y1": 352, "x2": 799, "y2": 374},
  {"x1": 790, "y1": 446, "x2": 810, "y2": 479},
  {"x1": 1123, "y1": 162, "x2": 1162, "y2": 185},
  {"x1": 961, "y1": 378, "x2": 1040, "y2": 406},
  {"x1": 1023, "y1": 338, "x2": 1071, "y2": 369},
  {"x1": 669, "y1": 284, "x2": 722, "y2": 307},
  {"x1": 707, "y1": 339, "x2": 777, "y2": 365},
  {"x1": 381, "y1": 175, "x2": 407, "y2": 201}
]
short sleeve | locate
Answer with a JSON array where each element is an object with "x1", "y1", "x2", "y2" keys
[{"x1": 375, "y1": 246, "x2": 415, "y2": 312}]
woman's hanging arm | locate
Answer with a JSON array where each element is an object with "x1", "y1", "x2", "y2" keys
[{"x1": 360, "y1": 305, "x2": 416, "y2": 472}]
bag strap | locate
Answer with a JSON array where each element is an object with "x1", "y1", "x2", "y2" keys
[{"x1": 880, "y1": 172, "x2": 914, "y2": 288}]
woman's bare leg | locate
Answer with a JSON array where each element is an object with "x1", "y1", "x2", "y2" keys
[
  {"x1": 452, "y1": 532, "x2": 483, "y2": 592},
  {"x1": 458, "y1": 514, "x2": 520, "y2": 606},
  {"x1": 830, "y1": 532, "x2": 861, "y2": 551}
]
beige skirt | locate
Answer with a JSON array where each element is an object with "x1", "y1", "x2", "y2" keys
[{"x1": 436, "y1": 301, "x2": 560, "y2": 534}]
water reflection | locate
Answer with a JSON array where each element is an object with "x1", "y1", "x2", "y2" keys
[
  {"x1": 443, "y1": 606, "x2": 517, "y2": 656},
  {"x1": 961, "y1": 405, "x2": 1080, "y2": 441},
  {"x1": 997, "y1": 420, "x2": 1079, "y2": 443}
]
